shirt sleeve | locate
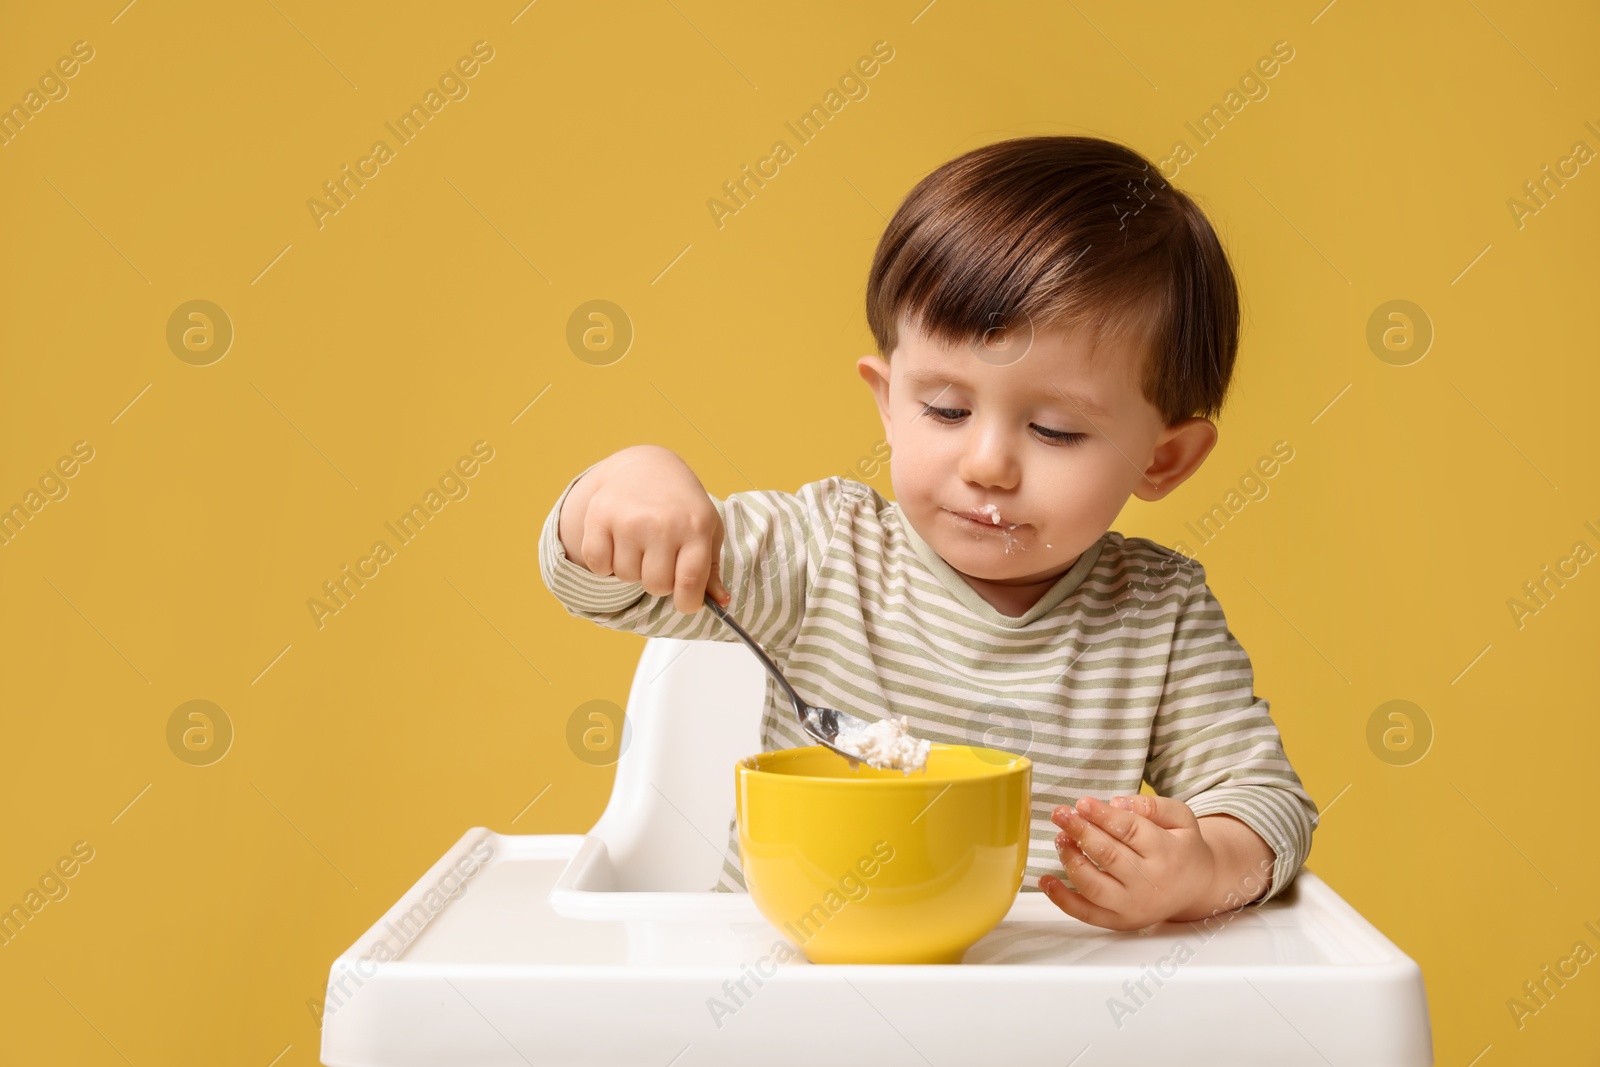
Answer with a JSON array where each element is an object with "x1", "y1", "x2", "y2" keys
[
  {"x1": 536, "y1": 463, "x2": 842, "y2": 652},
  {"x1": 1142, "y1": 553, "x2": 1319, "y2": 907}
]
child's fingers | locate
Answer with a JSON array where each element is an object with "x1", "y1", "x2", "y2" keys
[
  {"x1": 1039, "y1": 872, "x2": 1125, "y2": 930},
  {"x1": 1053, "y1": 805, "x2": 1149, "y2": 887},
  {"x1": 580, "y1": 525, "x2": 616, "y2": 576},
  {"x1": 706, "y1": 571, "x2": 730, "y2": 606},
  {"x1": 1124, "y1": 794, "x2": 1198, "y2": 831},
  {"x1": 613, "y1": 538, "x2": 648, "y2": 585},
  {"x1": 1063, "y1": 797, "x2": 1152, "y2": 858},
  {"x1": 671, "y1": 540, "x2": 716, "y2": 614},
  {"x1": 639, "y1": 540, "x2": 679, "y2": 598},
  {"x1": 707, "y1": 541, "x2": 730, "y2": 604},
  {"x1": 1054, "y1": 835, "x2": 1122, "y2": 903}
]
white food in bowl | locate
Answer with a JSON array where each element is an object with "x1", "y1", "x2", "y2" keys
[{"x1": 833, "y1": 713, "x2": 932, "y2": 774}]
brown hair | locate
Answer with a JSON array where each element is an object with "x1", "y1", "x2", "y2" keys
[{"x1": 865, "y1": 136, "x2": 1240, "y2": 426}]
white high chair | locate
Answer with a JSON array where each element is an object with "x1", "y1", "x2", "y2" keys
[{"x1": 320, "y1": 637, "x2": 1434, "y2": 1066}]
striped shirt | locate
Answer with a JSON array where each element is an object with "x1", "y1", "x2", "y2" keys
[{"x1": 538, "y1": 466, "x2": 1318, "y2": 905}]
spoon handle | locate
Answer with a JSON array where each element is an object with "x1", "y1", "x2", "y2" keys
[{"x1": 702, "y1": 593, "x2": 808, "y2": 718}]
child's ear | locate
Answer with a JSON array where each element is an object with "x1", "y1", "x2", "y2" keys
[
  {"x1": 855, "y1": 355, "x2": 894, "y2": 445},
  {"x1": 1132, "y1": 417, "x2": 1217, "y2": 502}
]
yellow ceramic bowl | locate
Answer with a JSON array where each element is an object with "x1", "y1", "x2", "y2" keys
[{"x1": 735, "y1": 743, "x2": 1031, "y2": 964}]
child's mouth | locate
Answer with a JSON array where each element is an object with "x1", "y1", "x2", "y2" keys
[
  {"x1": 946, "y1": 507, "x2": 1029, "y2": 556},
  {"x1": 948, "y1": 506, "x2": 1024, "y2": 532}
]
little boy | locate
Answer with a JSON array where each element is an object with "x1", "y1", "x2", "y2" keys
[{"x1": 539, "y1": 136, "x2": 1317, "y2": 931}]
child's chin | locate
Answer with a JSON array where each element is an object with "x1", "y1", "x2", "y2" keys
[{"x1": 937, "y1": 543, "x2": 1018, "y2": 579}]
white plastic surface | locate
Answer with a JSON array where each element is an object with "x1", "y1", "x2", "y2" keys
[
  {"x1": 584, "y1": 639, "x2": 763, "y2": 896},
  {"x1": 320, "y1": 638, "x2": 1434, "y2": 1066}
]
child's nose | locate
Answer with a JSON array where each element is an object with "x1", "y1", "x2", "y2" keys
[{"x1": 957, "y1": 424, "x2": 1019, "y2": 489}]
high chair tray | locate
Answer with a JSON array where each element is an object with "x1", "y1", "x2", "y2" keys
[{"x1": 320, "y1": 828, "x2": 1432, "y2": 1067}]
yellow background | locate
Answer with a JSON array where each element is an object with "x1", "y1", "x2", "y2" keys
[{"x1": 2, "y1": 0, "x2": 1596, "y2": 1063}]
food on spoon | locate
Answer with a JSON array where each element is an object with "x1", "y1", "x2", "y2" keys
[{"x1": 833, "y1": 714, "x2": 931, "y2": 774}]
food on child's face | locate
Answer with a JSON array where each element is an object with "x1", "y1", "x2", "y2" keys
[
  {"x1": 969, "y1": 504, "x2": 1022, "y2": 530},
  {"x1": 833, "y1": 713, "x2": 932, "y2": 773}
]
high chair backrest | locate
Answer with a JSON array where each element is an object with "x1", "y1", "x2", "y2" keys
[{"x1": 585, "y1": 637, "x2": 767, "y2": 891}]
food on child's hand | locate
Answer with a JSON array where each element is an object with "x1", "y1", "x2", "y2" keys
[{"x1": 833, "y1": 713, "x2": 931, "y2": 774}]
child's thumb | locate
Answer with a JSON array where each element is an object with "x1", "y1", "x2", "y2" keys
[{"x1": 707, "y1": 548, "x2": 731, "y2": 605}]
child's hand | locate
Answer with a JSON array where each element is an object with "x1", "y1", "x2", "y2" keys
[
  {"x1": 1039, "y1": 794, "x2": 1217, "y2": 931},
  {"x1": 559, "y1": 445, "x2": 733, "y2": 614}
]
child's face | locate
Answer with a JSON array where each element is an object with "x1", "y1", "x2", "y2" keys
[{"x1": 857, "y1": 316, "x2": 1217, "y2": 597}]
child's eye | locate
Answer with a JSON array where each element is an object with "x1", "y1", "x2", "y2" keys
[
  {"x1": 919, "y1": 404, "x2": 1088, "y2": 446},
  {"x1": 1033, "y1": 425, "x2": 1089, "y2": 445}
]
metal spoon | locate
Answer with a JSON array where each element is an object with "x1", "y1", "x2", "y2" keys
[{"x1": 702, "y1": 592, "x2": 874, "y2": 768}]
